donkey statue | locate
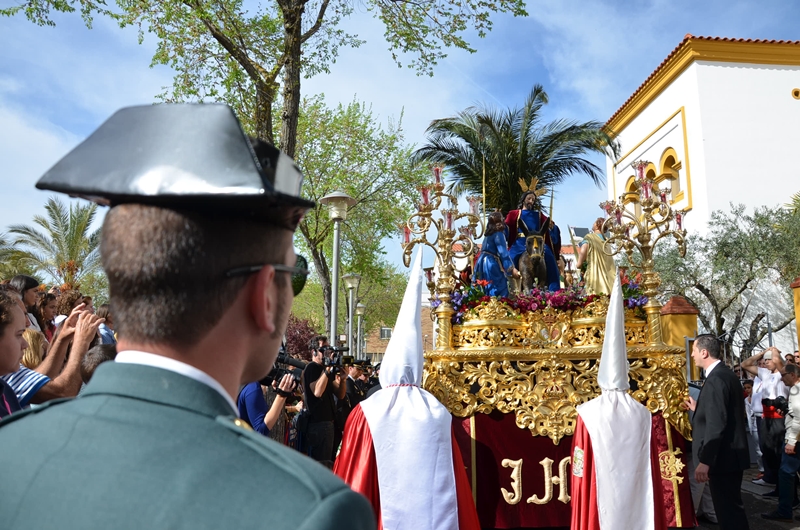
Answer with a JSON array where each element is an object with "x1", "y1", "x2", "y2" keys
[{"x1": 518, "y1": 222, "x2": 549, "y2": 294}]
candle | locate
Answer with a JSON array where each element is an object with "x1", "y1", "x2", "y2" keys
[
  {"x1": 641, "y1": 180, "x2": 650, "y2": 200},
  {"x1": 467, "y1": 196, "x2": 479, "y2": 216},
  {"x1": 424, "y1": 268, "x2": 434, "y2": 284},
  {"x1": 660, "y1": 189, "x2": 667, "y2": 203},
  {"x1": 675, "y1": 212, "x2": 683, "y2": 230},
  {"x1": 445, "y1": 211, "x2": 453, "y2": 230},
  {"x1": 432, "y1": 166, "x2": 443, "y2": 185},
  {"x1": 419, "y1": 186, "x2": 430, "y2": 205},
  {"x1": 403, "y1": 225, "x2": 411, "y2": 244},
  {"x1": 615, "y1": 208, "x2": 622, "y2": 225}
]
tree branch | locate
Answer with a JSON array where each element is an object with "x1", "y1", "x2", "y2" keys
[{"x1": 301, "y1": 0, "x2": 329, "y2": 43}]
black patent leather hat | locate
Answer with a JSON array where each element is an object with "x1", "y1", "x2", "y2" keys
[{"x1": 36, "y1": 104, "x2": 314, "y2": 228}]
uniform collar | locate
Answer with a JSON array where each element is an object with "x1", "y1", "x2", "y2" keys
[{"x1": 83, "y1": 360, "x2": 237, "y2": 418}]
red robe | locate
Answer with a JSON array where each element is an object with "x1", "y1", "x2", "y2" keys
[
  {"x1": 334, "y1": 404, "x2": 481, "y2": 530},
  {"x1": 570, "y1": 415, "x2": 669, "y2": 530}
]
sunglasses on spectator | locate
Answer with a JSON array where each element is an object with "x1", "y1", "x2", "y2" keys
[{"x1": 225, "y1": 254, "x2": 309, "y2": 296}]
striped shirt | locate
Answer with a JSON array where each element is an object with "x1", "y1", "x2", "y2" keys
[{"x1": 1, "y1": 366, "x2": 50, "y2": 407}]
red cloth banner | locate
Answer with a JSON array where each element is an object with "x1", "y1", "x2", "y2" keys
[
  {"x1": 453, "y1": 410, "x2": 692, "y2": 529},
  {"x1": 454, "y1": 411, "x2": 572, "y2": 529},
  {"x1": 650, "y1": 412, "x2": 697, "y2": 528}
]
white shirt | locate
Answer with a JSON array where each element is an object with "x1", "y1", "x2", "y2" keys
[
  {"x1": 704, "y1": 360, "x2": 721, "y2": 378},
  {"x1": 758, "y1": 366, "x2": 788, "y2": 400},
  {"x1": 115, "y1": 350, "x2": 237, "y2": 415},
  {"x1": 751, "y1": 376, "x2": 764, "y2": 414}
]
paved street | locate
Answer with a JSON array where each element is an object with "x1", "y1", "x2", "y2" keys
[{"x1": 696, "y1": 468, "x2": 800, "y2": 529}]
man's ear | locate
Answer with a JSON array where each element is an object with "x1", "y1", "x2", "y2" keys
[{"x1": 249, "y1": 266, "x2": 277, "y2": 334}]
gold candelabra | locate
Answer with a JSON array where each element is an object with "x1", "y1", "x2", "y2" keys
[
  {"x1": 401, "y1": 165, "x2": 485, "y2": 349},
  {"x1": 600, "y1": 160, "x2": 687, "y2": 345}
]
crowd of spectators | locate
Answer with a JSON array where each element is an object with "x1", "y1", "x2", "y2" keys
[
  {"x1": 0, "y1": 275, "x2": 118, "y2": 413},
  {"x1": 1, "y1": 272, "x2": 384, "y2": 469}
]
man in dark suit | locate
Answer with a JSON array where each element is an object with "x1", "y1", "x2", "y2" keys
[
  {"x1": 0, "y1": 105, "x2": 375, "y2": 530},
  {"x1": 687, "y1": 334, "x2": 751, "y2": 530}
]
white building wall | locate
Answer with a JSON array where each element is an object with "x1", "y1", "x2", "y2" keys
[
  {"x1": 605, "y1": 57, "x2": 800, "y2": 355},
  {"x1": 606, "y1": 63, "x2": 713, "y2": 233},
  {"x1": 695, "y1": 61, "x2": 800, "y2": 215}
]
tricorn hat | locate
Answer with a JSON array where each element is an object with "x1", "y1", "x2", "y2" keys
[{"x1": 36, "y1": 104, "x2": 314, "y2": 228}]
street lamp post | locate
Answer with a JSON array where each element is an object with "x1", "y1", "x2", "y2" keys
[
  {"x1": 342, "y1": 273, "x2": 361, "y2": 356},
  {"x1": 319, "y1": 191, "x2": 356, "y2": 343},
  {"x1": 355, "y1": 302, "x2": 366, "y2": 360}
]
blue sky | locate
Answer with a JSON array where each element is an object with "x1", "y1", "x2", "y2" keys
[{"x1": 2, "y1": 0, "x2": 799, "y2": 267}]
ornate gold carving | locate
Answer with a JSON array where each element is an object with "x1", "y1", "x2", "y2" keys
[
  {"x1": 465, "y1": 298, "x2": 521, "y2": 322},
  {"x1": 423, "y1": 347, "x2": 691, "y2": 444},
  {"x1": 453, "y1": 303, "x2": 647, "y2": 351},
  {"x1": 659, "y1": 448, "x2": 685, "y2": 484}
]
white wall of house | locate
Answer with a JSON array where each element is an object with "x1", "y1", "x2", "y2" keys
[{"x1": 605, "y1": 49, "x2": 800, "y2": 355}]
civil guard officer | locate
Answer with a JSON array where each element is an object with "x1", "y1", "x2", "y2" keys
[{"x1": 0, "y1": 104, "x2": 375, "y2": 530}]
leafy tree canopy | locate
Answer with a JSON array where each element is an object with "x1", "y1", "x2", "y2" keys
[
  {"x1": 2, "y1": 0, "x2": 527, "y2": 155},
  {"x1": 294, "y1": 95, "x2": 428, "y2": 336},
  {"x1": 653, "y1": 203, "x2": 799, "y2": 358}
]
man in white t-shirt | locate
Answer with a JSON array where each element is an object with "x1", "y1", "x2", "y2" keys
[{"x1": 743, "y1": 347, "x2": 788, "y2": 494}]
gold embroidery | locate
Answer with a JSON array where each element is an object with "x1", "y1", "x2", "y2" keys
[
  {"x1": 500, "y1": 459, "x2": 523, "y2": 505},
  {"x1": 527, "y1": 457, "x2": 571, "y2": 505}
]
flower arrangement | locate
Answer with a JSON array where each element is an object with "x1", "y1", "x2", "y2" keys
[
  {"x1": 432, "y1": 272, "x2": 648, "y2": 324},
  {"x1": 619, "y1": 268, "x2": 648, "y2": 312}
]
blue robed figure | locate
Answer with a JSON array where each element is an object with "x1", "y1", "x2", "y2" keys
[
  {"x1": 504, "y1": 190, "x2": 561, "y2": 292},
  {"x1": 472, "y1": 212, "x2": 518, "y2": 297}
]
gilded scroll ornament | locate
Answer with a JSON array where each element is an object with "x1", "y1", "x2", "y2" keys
[{"x1": 423, "y1": 347, "x2": 691, "y2": 444}]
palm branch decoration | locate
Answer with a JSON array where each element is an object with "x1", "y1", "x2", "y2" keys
[{"x1": 412, "y1": 84, "x2": 620, "y2": 214}]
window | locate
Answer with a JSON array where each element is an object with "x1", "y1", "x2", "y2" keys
[{"x1": 380, "y1": 327, "x2": 392, "y2": 340}]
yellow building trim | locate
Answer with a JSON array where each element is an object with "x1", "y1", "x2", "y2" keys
[
  {"x1": 671, "y1": 190, "x2": 685, "y2": 203},
  {"x1": 659, "y1": 147, "x2": 679, "y2": 173},
  {"x1": 607, "y1": 38, "x2": 800, "y2": 133},
  {"x1": 612, "y1": 108, "x2": 693, "y2": 213},
  {"x1": 679, "y1": 107, "x2": 693, "y2": 212},
  {"x1": 616, "y1": 108, "x2": 683, "y2": 165}
]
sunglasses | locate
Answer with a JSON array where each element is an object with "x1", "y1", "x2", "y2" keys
[{"x1": 225, "y1": 254, "x2": 310, "y2": 296}]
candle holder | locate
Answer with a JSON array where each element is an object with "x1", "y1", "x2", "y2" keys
[
  {"x1": 599, "y1": 159, "x2": 687, "y2": 345},
  {"x1": 402, "y1": 167, "x2": 485, "y2": 349}
]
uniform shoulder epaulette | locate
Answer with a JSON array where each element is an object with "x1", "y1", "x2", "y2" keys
[
  {"x1": 214, "y1": 415, "x2": 342, "y2": 500},
  {"x1": 0, "y1": 398, "x2": 73, "y2": 427}
]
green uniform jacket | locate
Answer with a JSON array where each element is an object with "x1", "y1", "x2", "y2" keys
[{"x1": 0, "y1": 362, "x2": 376, "y2": 530}]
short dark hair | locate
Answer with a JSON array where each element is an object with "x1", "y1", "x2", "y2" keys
[
  {"x1": 784, "y1": 363, "x2": 800, "y2": 377},
  {"x1": 310, "y1": 335, "x2": 328, "y2": 352},
  {"x1": 81, "y1": 344, "x2": 118, "y2": 384},
  {"x1": 10, "y1": 275, "x2": 39, "y2": 296},
  {"x1": 694, "y1": 334, "x2": 720, "y2": 359},
  {"x1": 101, "y1": 204, "x2": 288, "y2": 347}
]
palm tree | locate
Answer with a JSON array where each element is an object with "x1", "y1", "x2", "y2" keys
[
  {"x1": 412, "y1": 84, "x2": 620, "y2": 213},
  {"x1": 8, "y1": 197, "x2": 102, "y2": 289}
]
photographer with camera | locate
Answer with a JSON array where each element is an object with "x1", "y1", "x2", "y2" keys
[
  {"x1": 743, "y1": 346, "x2": 788, "y2": 495},
  {"x1": 303, "y1": 335, "x2": 346, "y2": 467},
  {"x1": 761, "y1": 363, "x2": 800, "y2": 521},
  {"x1": 237, "y1": 373, "x2": 297, "y2": 437}
]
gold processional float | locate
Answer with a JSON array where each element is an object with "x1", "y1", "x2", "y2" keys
[{"x1": 400, "y1": 161, "x2": 695, "y2": 529}]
